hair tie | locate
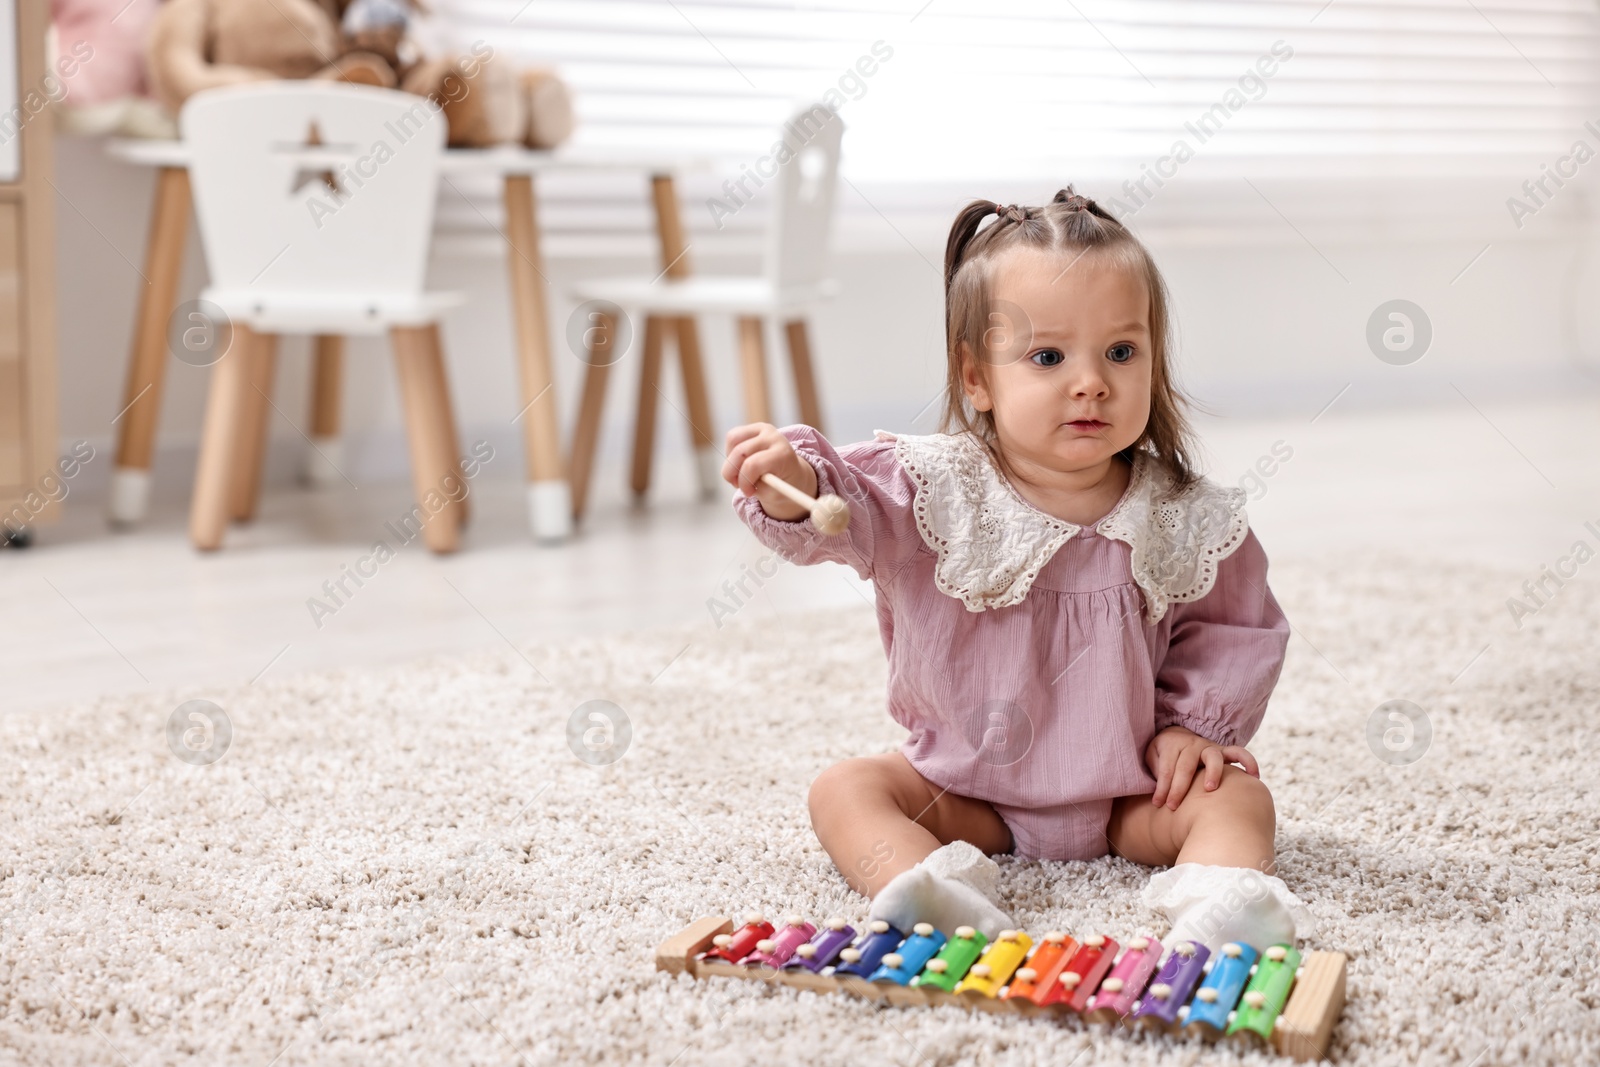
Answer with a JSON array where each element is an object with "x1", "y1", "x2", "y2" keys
[
  {"x1": 995, "y1": 203, "x2": 1027, "y2": 223},
  {"x1": 1061, "y1": 193, "x2": 1091, "y2": 212}
]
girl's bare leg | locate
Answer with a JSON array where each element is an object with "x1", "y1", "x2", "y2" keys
[
  {"x1": 1107, "y1": 767, "x2": 1309, "y2": 950},
  {"x1": 808, "y1": 752, "x2": 1012, "y2": 898},
  {"x1": 1105, "y1": 765, "x2": 1277, "y2": 873}
]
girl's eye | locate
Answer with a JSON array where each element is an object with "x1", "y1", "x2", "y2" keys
[
  {"x1": 1106, "y1": 343, "x2": 1136, "y2": 364},
  {"x1": 1031, "y1": 349, "x2": 1064, "y2": 367}
]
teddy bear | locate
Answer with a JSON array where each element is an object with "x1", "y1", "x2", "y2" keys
[
  {"x1": 51, "y1": 0, "x2": 174, "y2": 137},
  {"x1": 144, "y1": 0, "x2": 574, "y2": 148}
]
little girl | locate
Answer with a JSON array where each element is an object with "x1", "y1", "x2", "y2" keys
[{"x1": 724, "y1": 188, "x2": 1311, "y2": 953}]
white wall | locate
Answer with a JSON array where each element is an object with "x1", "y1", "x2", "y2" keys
[{"x1": 52, "y1": 133, "x2": 1600, "y2": 498}]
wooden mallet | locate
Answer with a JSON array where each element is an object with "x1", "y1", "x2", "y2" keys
[{"x1": 760, "y1": 473, "x2": 850, "y2": 536}]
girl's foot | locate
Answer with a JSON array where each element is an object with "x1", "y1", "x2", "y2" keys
[
  {"x1": 1143, "y1": 862, "x2": 1314, "y2": 954},
  {"x1": 868, "y1": 841, "x2": 1013, "y2": 939}
]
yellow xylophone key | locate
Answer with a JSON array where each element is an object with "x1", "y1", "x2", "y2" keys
[{"x1": 955, "y1": 929, "x2": 1034, "y2": 1009}]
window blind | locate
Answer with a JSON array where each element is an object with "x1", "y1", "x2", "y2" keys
[{"x1": 424, "y1": 0, "x2": 1600, "y2": 254}]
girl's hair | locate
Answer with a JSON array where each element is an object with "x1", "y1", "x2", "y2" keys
[{"x1": 941, "y1": 186, "x2": 1198, "y2": 488}]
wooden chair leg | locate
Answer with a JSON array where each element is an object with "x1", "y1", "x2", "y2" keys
[
  {"x1": 737, "y1": 316, "x2": 772, "y2": 425},
  {"x1": 230, "y1": 332, "x2": 278, "y2": 521},
  {"x1": 567, "y1": 309, "x2": 619, "y2": 524},
  {"x1": 310, "y1": 335, "x2": 342, "y2": 437},
  {"x1": 647, "y1": 175, "x2": 719, "y2": 497},
  {"x1": 420, "y1": 322, "x2": 468, "y2": 530},
  {"x1": 630, "y1": 316, "x2": 665, "y2": 498},
  {"x1": 188, "y1": 326, "x2": 259, "y2": 551},
  {"x1": 305, "y1": 334, "x2": 345, "y2": 488},
  {"x1": 785, "y1": 318, "x2": 824, "y2": 433},
  {"x1": 390, "y1": 325, "x2": 460, "y2": 554},
  {"x1": 674, "y1": 317, "x2": 718, "y2": 496},
  {"x1": 111, "y1": 166, "x2": 191, "y2": 527}
]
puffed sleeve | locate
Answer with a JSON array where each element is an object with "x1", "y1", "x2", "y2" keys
[
  {"x1": 1152, "y1": 530, "x2": 1290, "y2": 747},
  {"x1": 731, "y1": 425, "x2": 923, "y2": 582}
]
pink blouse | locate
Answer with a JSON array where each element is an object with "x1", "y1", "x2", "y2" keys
[{"x1": 734, "y1": 426, "x2": 1290, "y2": 815}]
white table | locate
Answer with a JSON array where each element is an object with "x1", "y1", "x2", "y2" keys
[{"x1": 104, "y1": 138, "x2": 717, "y2": 542}]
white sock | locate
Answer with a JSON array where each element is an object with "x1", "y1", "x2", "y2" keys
[
  {"x1": 1142, "y1": 862, "x2": 1315, "y2": 956},
  {"x1": 868, "y1": 841, "x2": 1013, "y2": 940}
]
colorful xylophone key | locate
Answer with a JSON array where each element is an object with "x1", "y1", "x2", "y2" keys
[
  {"x1": 696, "y1": 914, "x2": 774, "y2": 977},
  {"x1": 1048, "y1": 934, "x2": 1119, "y2": 1014},
  {"x1": 1228, "y1": 944, "x2": 1303, "y2": 1047},
  {"x1": 913, "y1": 925, "x2": 987, "y2": 1000},
  {"x1": 1130, "y1": 940, "x2": 1210, "y2": 1031},
  {"x1": 703, "y1": 913, "x2": 773, "y2": 964},
  {"x1": 1183, "y1": 941, "x2": 1260, "y2": 1041},
  {"x1": 744, "y1": 915, "x2": 817, "y2": 970},
  {"x1": 782, "y1": 917, "x2": 855, "y2": 991},
  {"x1": 870, "y1": 922, "x2": 947, "y2": 1005},
  {"x1": 833, "y1": 920, "x2": 904, "y2": 998},
  {"x1": 1084, "y1": 935, "x2": 1162, "y2": 1023},
  {"x1": 1001, "y1": 931, "x2": 1077, "y2": 1015},
  {"x1": 956, "y1": 929, "x2": 1033, "y2": 1010}
]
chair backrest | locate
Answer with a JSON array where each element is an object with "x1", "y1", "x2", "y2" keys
[
  {"x1": 181, "y1": 83, "x2": 446, "y2": 303},
  {"x1": 765, "y1": 106, "x2": 844, "y2": 291}
]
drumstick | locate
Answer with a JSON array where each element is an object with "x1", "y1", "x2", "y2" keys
[{"x1": 760, "y1": 472, "x2": 850, "y2": 536}]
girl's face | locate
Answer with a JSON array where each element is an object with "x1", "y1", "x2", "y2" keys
[{"x1": 961, "y1": 247, "x2": 1153, "y2": 477}]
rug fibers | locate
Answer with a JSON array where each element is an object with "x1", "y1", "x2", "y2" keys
[{"x1": 0, "y1": 554, "x2": 1595, "y2": 1066}]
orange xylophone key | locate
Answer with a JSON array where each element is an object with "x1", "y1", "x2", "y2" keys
[{"x1": 1002, "y1": 931, "x2": 1078, "y2": 1010}]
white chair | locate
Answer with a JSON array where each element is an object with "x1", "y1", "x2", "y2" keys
[
  {"x1": 566, "y1": 106, "x2": 844, "y2": 523},
  {"x1": 181, "y1": 82, "x2": 465, "y2": 552}
]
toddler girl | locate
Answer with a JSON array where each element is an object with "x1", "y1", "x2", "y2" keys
[{"x1": 724, "y1": 188, "x2": 1311, "y2": 953}]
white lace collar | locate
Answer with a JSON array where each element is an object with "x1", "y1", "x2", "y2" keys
[{"x1": 881, "y1": 430, "x2": 1249, "y2": 621}]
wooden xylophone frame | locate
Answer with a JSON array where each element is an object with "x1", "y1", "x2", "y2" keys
[{"x1": 656, "y1": 916, "x2": 1347, "y2": 1062}]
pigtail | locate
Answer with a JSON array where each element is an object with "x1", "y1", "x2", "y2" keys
[
  {"x1": 1051, "y1": 185, "x2": 1123, "y2": 239},
  {"x1": 1085, "y1": 200, "x2": 1119, "y2": 224},
  {"x1": 944, "y1": 200, "x2": 998, "y2": 293}
]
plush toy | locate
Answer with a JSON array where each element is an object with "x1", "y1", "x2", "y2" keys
[
  {"x1": 145, "y1": 0, "x2": 574, "y2": 148},
  {"x1": 51, "y1": 0, "x2": 174, "y2": 137}
]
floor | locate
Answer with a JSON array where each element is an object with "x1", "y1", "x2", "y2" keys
[
  {"x1": 3, "y1": 395, "x2": 1597, "y2": 714},
  {"x1": 4, "y1": 506, "x2": 1596, "y2": 1066}
]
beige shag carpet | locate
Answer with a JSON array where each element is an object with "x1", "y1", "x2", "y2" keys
[{"x1": 1, "y1": 554, "x2": 1596, "y2": 1067}]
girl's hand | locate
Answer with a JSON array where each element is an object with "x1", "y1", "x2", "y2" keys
[
  {"x1": 1145, "y1": 725, "x2": 1260, "y2": 810},
  {"x1": 722, "y1": 423, "x2": 818, "y2": 521}
]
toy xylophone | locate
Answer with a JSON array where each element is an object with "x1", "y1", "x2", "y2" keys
[{"x1": 656, "y1": 914, "x2": 1346, "y2": 1062}]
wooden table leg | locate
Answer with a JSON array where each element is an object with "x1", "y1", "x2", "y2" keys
[
  {"x1": 738, "y1": 316, "x2": 772, "y2": 424},
  {"x1": 630, "y1": 315, "x2": 665, "y2": 497},
  {"x1": 189, "y1": 326, "x2": 257, "y2": 551},
  {"x1": 502, "y1": 174, "x2": 572, "y2": 542},
  {"x1": 111, "y1": 166, "x2": 190, "y2": 527},
  {"x1": 305, "y1": 334, "x2": 345, "y2": 488},
  {"x1": 230, "y1": 332, "x2": 279, "y2": 521},
  {"x1": 568, "y1": 308, "x2": 619, "y2": 524},
  {"x1": 650, "y1": 173, "x2": 719, "y2": 497},
  {"x1": 390, "y1": 325, "x2": 460, "y2": 554}
]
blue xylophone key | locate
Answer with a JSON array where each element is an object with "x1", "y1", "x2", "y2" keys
[
  {"x1": 1182, "y1": 941, "x2": 1259, "y2": 1040},
  {"x1": 868, "y1": 923, "x2": 947, "y2": 985}
]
